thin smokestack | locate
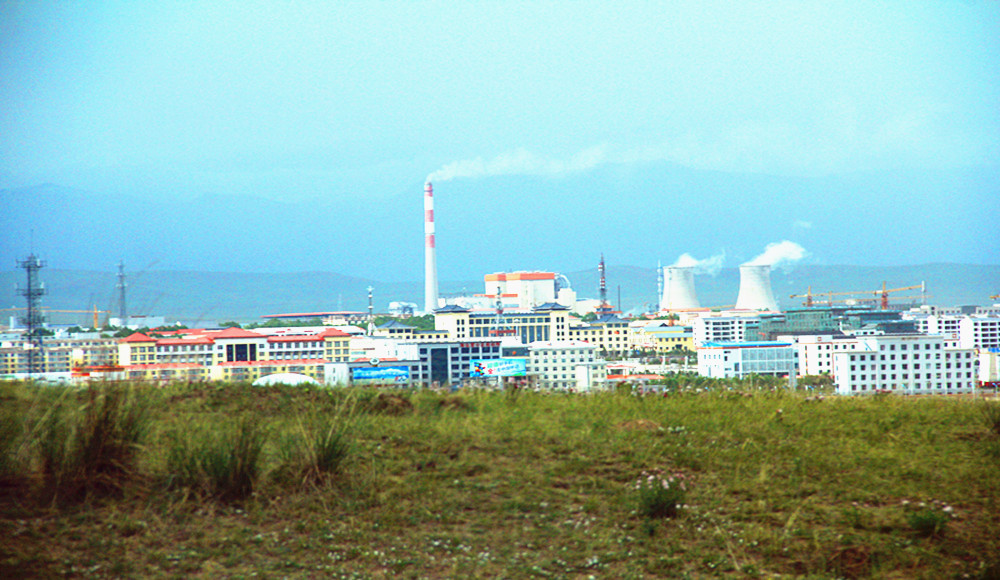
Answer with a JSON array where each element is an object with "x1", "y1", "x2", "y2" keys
[{"x1": 424, "y1": 182, "x2": 439, "y2": 313}]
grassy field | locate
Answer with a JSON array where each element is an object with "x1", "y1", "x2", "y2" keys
[{"x1": 2, "y1": 381, "x2": 999, "y2": 579}]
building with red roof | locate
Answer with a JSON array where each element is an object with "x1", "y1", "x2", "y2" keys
[{"x1": 116, "y1": 326, "x2": 352, "y2": 383}]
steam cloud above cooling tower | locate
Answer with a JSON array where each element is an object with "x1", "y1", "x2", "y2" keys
[
  {"x1": 671, "y1": 252, "x2": 726, "y2": 275},
  {"x1": 660, "y1": 252, "x2": 725, "y2": 310},
  {"x1": 743, "y1": 240, "x2": 807, "y2": 268}
]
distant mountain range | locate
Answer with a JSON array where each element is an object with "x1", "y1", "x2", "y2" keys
[
  {"x1": 1, "y1": 263, "x2": 996, "y2": 327},
  {"x1": 2, "y1": 162, "x2": 997, "y2": 325},
  {"x1": 3, "y1": 159, "x2": 999, "y2": 281}
]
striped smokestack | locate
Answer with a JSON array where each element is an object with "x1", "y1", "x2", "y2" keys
[{"x1": 424, "y1": 182, "x2": 439, "y2": 313}]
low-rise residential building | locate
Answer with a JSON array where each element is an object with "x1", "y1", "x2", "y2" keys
[
  {"x1": 691, "y1": 314, "x2": 760, "y2": 347},
  {"x1": 831, "y1": 334, "x2": 976, "y2": 395},
  {"x1": 567, "y1": 314, "x2": 631, "y2": 356},
  {"x1": 631, "y1": 320, "x2": 694, "y2": 355},
  {"x1": 1, "y1": 334, "x2": 118, "y2": 378},
  {"x1": 527, "y1": 340, "x2": 605, "y2": 391},
  {"x1": 116, "y1": 326, "x2": 353, "y2": 383}
]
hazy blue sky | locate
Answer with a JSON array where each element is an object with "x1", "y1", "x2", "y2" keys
[{"x1": 2, "y1": 1, "x2": 998, "y2": 276}]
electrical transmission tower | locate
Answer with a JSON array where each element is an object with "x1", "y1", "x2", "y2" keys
[{"x1": 16, "y1": 254, "x2": 47, "y2": 377}]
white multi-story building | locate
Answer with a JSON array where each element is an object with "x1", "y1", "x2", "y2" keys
[
  {"x1": 691, "y1": 314, "x2": 760, "y2": 347},
  {"x1": 697, "y1": 341, "x2": 797, "y2": 379},
  {"x1": 831, "y1": 334, "x2": 976, "y2": 395},
  {"x1": 957, "y1": 316, "x2": 1000, "y2": 350},
  {"x1": 906, "y1": 314, "x2": 1000, "y2": 350},
  {"x1": 980, "y1": 348, "x2": 1000, "y2": 386},
  {"x1": 527, "y1": 340, "x2": 605, "y2": 391},
  {"x1": 776, "y1": 334, "x2": 857, "y2": 377}
]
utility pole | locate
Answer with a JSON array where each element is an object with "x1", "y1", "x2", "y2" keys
[{"x1": 17, "y1": 254, "x2": 47, "y2": 377}]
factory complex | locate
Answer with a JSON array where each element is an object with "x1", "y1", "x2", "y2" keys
[{"x1": 4, "y1": 181, "x2": 999, "y2": 395}]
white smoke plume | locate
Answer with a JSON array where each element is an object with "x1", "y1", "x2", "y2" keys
[
  {"x1": 427, "y1": 146, "x2": 608, "y2": 183},
  {"x1": 744, "y1": 240, "x2": 807, "y2": 268},
  {"x1": 670, "y1": 252, "x2": 726, "y2": 275}
]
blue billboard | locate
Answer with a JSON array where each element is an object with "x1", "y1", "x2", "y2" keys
[
  {"x1": 352, "y1": 365, "x2": 410, "y2": 385},
  {"x1": 471, "y1": 358, "x2": 527, "y2": 377}
]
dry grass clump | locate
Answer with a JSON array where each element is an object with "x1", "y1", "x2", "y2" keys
[
  {"x1": 36, "y1": 384, "x2": 149, "y2": 503},
  {"x1": 165, "y1": 417, "x2": 267, "y2": 502}
]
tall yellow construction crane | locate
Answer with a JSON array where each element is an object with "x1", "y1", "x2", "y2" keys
[
  {"x1": 791, "y1": 281, "x2": 926, "y2": 309},
  {"x1": 1, "y1": 306, "x2": 111, "y2": 328}
]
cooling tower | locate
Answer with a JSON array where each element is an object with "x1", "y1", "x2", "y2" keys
[
  {"x1": 661, "y1": 266, "x2": 700, "y2": 310},
  {"x1": 424, "y1": 182, "x2": 439, "y2": 313},
  {"x1": 735, "y1": 264, "x2": 778, "y2": 311}
]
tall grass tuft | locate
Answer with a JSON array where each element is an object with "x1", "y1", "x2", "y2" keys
[
  {"x1": 0, "y1": 405, "x2": 28, "y2": 498},
  {"x1": 37, "y1": 384, "x2": 149, "y2": 502},
  {"x1": 979, "y1": 401, "x2": 1000, "y2": 437},
  {"x1": 274, "y1": 416, "x2": 350, "y2": 487},
  {"x1": 166, "y1": 417, "x2": 267, "y2": 502}
]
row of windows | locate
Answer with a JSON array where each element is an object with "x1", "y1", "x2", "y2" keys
[
  {"x1": 879, "y1": 343, "x2": 942, "y2": 351},
  {"x1": 850, "y1": 383, "x2": 973, "y2": 392},
  {"x1": 850, "y1": 372, "x2": 974, "y2": 381},
  {"x1": 850, "y1": 362, "x2": 973, "y2": 371},
  {"x1": 849, "y1": 352, "x2": 971, "y2": 362}
]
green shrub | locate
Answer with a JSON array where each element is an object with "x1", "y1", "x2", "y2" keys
[
  {"x1": 633, "y1": 469, "x2": 687, "y2": 519},
  {"x1": 902, "y1": 500, "x2": 953, "y2": 538}
]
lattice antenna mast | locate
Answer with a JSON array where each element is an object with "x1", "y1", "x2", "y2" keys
[
  {"x1": 16, "y1": 254, "x2": 47, "y2": 377},
  {"x1": 493, "y1": 288, "x2": 504, "y2": 331},
  {"x1": 489, "y1": 288, "x2": 514, "y2": 337},
  {"x1": 116, "y1": 261, "x2": 127, "y2": 321},
  {"x1": 656, "y1": 260, "x2": 663, "y2": 312},
  {"x1": 599, "y1": 254, "x2": 608, "y2": 307}
]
